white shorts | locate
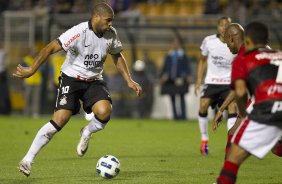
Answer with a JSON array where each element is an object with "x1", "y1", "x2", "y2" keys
[{"x1": 232, "y1": 118, "x2": 282, "y2": 159}]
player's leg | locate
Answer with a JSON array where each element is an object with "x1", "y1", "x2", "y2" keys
[
  {"x1": 19, "y1": 109, "x2": 72, "y2": 177},
  {"x1": 216, "y1": 119, "x2": 282, "y2": 184},
  {"x1": 216, "y1": 143, "x2": 250, "y2": 184},
  {"x1": 198, "y1": 97, "x2": 212, "y2": 155},
  {"x1": 170, "y1": 94, "x2": 178, "y2": 120},
  {"x1": 224, "y1": 116, "x2": 242, "y2": 159},
  {"x1": 179, "y1": 93, "x2": 186, "y2": 120},
  {"x1": 77, "y1": 80, "x2": 112, "y2": 156},
  {"x1": 77, "y1": 100, "x2": 112, "y2": 156},
  {"x1": 227, "y1": 101, "x2": 237, "y2": 132},
  {"x1": 271, "y1": 139, "x2": 282, "y2": 157}
]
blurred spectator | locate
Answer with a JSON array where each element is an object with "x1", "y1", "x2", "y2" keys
[
  {"x1": 118, "y1": 2, "x2": 141, "y2": 25},
  {"x1": 159, "y1": 38, "x2": 192, "y2": 120},
  {"x1": 110, "y1": 0, "x2": 132, "y2": 14},
  {"x1": 204, "y1": 0, "x2": 221, "y2": 14},
  {"x1": 33, "y1": 0, "x2": 49, "y2": 17},
  {"x1": 247, "y1": 0, "x2": 263, "y2": 16},
  {"x1": 131, "y1": 60, "x2": 153, "y2": 118},
  {"x1": 142, "y1": 50, "x2": 157, "y2": 83},
  {"x1": 72, "y1": 0, "x2": 88, "y2": 14},
  {"x1": 0, "y1": 0, "x2": 9, "y2": 14},
  {"x1": 0, "y1": 43, "x2": 11, "y2": 115},
  {"x1": 53, "y1": 0, "x2": 74, "y2": 14},
  {"x1": 266, "y1": 0, "x2": 281, "y2": 19},
  {"x1": 22, "y1": 47, "x2": 43, "y2": 118},
  {"x1": 224, "y1": 0, "x2": 247, "y2": 25}
]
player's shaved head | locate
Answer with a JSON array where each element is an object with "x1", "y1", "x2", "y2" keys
[
  {"x1": 224, "y1": 23, "x2": 245, "y2": 54},
  {"x1": 225, "y1": 23, "x2": 244, "y2": 41},
  {"x1": 92, "y1": 2, "x2": 114, "y2": 16}
]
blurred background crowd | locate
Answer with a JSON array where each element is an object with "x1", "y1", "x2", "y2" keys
[{"x1": 0, "y1": 0, "x2": 281, "y2": 119}]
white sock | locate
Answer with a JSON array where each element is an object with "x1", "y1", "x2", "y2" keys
[
  {"x1": 227, "y1": 117, "x2": 237, "y2": 131},
  {"x1": 82, "y1": 116, "x2": 106, "y2": 137},
  {"x1": 23, "y1": 122, "x2": 58, "y2": 163},
  {"x1": 198, "y1": 116, "x2": 208, "y2": 141}
]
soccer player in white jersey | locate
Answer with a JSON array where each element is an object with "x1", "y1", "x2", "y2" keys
[
  {"x1": 13, "y1": 3, "x2": 142, "y2": 177},
  {"x1": 194, "y1": 17, "x2": 237, "y2": 155}
]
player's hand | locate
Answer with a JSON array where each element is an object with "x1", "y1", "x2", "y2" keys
[
  {"x1": 128, "y1": 80, "x2": 142, "y2": 96},
  {"x1": 212, "y1": 110, "x2": 223, "y2": 132},
  {"x1": 13, "y1": 64, "x2": 34, "y2": 78}
]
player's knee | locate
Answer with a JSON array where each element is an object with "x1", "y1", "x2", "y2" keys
[
  {"x1": 52, "y1": 116, "x2": 70, "y2": 127},
  {"x1": 199, "y1": 101, "x2": 209, "y2": 113},
  {"x1": 95, "y1": 105, "x2": 112, "y2": 121}
]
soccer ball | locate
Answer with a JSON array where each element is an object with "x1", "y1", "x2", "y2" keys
[{"x1": 96, "y1": 155, "x2": 121, "y2": 179}]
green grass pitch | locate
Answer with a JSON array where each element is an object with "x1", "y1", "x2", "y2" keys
[{"x1": 0, "y1": 115, "x2": 281, "y2": 184}]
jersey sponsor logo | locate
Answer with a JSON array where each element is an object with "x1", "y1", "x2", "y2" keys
[
  {"x1": 84, "y1": 54, "x2": 102, "y2": 68},
  {"x1": 64, "y1": 33, "x2": 80, "y2": 47},
  {"x1": 211, "y1": 55, "x2": 232, "y2": 69},
  {"x1": 256, "y1": 52, "x2": 282, "y2": 60},
  {"x1": 267, "y1": 84, "x2": 282, "y2": 96},
  {"x1": 211, "y1": 78, "x2": 230, "y2": 83},
  {"x1": 271, "y1": 101, "x2": 282, "y2": 113}
]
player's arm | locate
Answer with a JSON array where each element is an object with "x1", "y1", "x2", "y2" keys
[
  {"x1": 212, "y1": 90, "x2": 236, "y2": 131},
  {"x1": 194, "y1": 55, "x2": 207, "y2": 95},
  {"x1": 111, "y1": 52, "x2": 142, "y2": 96},
  {"x1": 234, "y1": 79, "x2": 248, "y2": 117},
  {"x1": 13, "y1": 40, "x2": 62, "y2": 78}
]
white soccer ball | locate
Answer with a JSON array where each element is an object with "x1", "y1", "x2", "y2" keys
[{"x1": 96, "y1": 155, "x2": 121, "y2": 179}]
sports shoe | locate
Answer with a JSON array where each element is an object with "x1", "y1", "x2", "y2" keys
[
  {"x1": 18, "y1": 160, "x2": 32, "y2": 177},
  {"x1": 77, "y1": 128, "x2": 91, "y2": 157},
  {"x1": 200, "y1": 140, "x2": 209, "y2": 155}
]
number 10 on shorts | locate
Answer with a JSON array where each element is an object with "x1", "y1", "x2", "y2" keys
[{"x1": 62, "y1": 86, "x2": 70, "y2": 94}]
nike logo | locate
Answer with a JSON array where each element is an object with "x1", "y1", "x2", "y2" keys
[{"x1": 85, "y1": 45, "x2": 90, "y2": 47}]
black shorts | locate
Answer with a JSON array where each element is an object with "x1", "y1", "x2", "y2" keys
[
  {"x1": 201, "y1": 84, "x2": 231, "y2": 109},
  {"x1": 55, "y1": 73, "x2": 112, "y2": 114}
]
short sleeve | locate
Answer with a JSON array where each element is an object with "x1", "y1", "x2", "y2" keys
[
  {"x1": 57, "y1": 25, "x2": 81, "y2": 52},
  {"x1": 231, "y1": 56, "x2": 247, "y2": 89},
  {"x1": 200, "y1": 37, "x2": 209, "y2": 56},
  {"x1": 108, "y1": 28, "x2": 123, "y2": 55}
]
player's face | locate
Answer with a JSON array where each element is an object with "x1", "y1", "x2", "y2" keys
[
  {"x1": 224, "y1": 33, "x2": 237, "y2": 54},
  {"x1": 93, "y1": 13, "x2": 114, "y2": 36},
  {"x1": 217, "y1": 19, "x2": 231, "y2": 38}
]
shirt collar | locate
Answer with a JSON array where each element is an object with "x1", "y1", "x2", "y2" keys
[{"x1": 88, "y1": 20, "x2": 93, "y2": 31}]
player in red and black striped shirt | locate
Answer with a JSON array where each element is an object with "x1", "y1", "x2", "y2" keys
[{"x1": 216, "y1": 22, "x2": 282, "y2": 184}]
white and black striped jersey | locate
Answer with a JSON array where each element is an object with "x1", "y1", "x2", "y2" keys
[
  {"x1": 200, "y1": 34, "x2": 236, "y2": 85},
  {"x1": 57, "y1": 21, "x2": 123, "y2": 80}
]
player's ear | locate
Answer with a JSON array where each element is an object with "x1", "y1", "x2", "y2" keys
[{"x1": 244, "y1": 36, "x2": 253, "y2": 49}]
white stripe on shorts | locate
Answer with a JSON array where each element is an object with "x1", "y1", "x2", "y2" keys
[{"x1": 232, "y1": 118, "x2": 282, "y2": 159}]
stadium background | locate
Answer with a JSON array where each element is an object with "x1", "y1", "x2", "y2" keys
[{"x1": 0, "y1": 0, "x2": 282, "y2": 119}]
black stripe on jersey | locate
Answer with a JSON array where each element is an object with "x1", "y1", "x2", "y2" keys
[
  {"x1": 247, "y1": 64, "x2": 278, "y2": 95},
  {"x1": 56, "y1": 39, "x2": 67, "y2": 52},
  {"x1": 249, "y1": 100, "x2": 282, "y2": 125}
]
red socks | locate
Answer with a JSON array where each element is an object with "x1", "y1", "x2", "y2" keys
[
  {"x1": 217, "y1": 161, "x2": 239, "y2": 184},
  {"x1": 273, "y1": 141, "x2": 282, "y2": 157}
]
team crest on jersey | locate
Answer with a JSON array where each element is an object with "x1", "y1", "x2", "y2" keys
[{"x1": 59, "y1": 95, "x2": 67, "y2": 106}]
